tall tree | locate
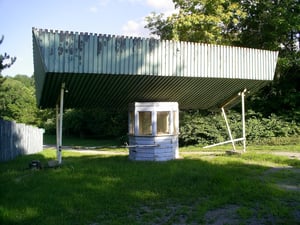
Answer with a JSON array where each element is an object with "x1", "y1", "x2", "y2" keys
[
  {"x1": 238, "y1": 0, "x2": 300, "y2": 50},
  {"x1": 146, "y1": 0, "x2": 246, "y2": 44},
  {"x1": 239, "y1": 0, "x2": 300, "y2": 118},
  {"x1": 0, "y1": 77, "x2": 37, "y2": 124}
]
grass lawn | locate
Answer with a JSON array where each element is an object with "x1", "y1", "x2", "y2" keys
[{"x1": 0, "y1": 144, "x2": 300, "y2": 225}]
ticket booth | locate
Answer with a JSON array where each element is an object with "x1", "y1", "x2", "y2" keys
[{"x1": 128, "y1": 102, "x2": 179, "y2": 161}]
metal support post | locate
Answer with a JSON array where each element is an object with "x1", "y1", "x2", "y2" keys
[
  {"x1": 57, "y1": 83, "x2": 65, "y2": 164},
  {"x1": 56, "y1": 104, "x2": 59, "y2": 161},
  {"x1": 221, "y1": 107, "x2": 236, "y2": 152},
  {"x1": 240, "y1": 90, "x2": 246, "y2": 152}
]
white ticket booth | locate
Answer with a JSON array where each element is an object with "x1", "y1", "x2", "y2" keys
[{"x1": 128, "y1": 102, "x2": 179, "y2": 161}]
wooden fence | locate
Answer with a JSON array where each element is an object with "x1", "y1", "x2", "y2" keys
[{"x1": 0, "y1": 120, "x2": 44, "y2": 162}]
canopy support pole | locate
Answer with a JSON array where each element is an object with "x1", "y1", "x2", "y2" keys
[
  {"x1": 56, "y1": 83, "x2": 65, "y2": 164},
  {"x1": 56, "y1": 104, "x2": 59, "y2": 162},
  {"x1": 204, "y1": 89, "x2": 247, "y2": 151},
  {"x1": 241, "y1": 90, "x2": 246, "y2": 152}
]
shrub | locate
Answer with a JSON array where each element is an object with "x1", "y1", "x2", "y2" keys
[{"x1": 179, "y1": 110, "x2": 300, "y2": 146}]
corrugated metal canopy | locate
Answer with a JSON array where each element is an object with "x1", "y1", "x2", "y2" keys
[{"x1": 32, "y1": 28, "x2": 278, "y2": 110}]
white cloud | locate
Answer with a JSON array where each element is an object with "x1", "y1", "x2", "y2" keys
[
  {"x1": 121, "y1": 0, "x2": 178, "y2": 38},
  {"x1": 122, "y1": 0, "x2": 176, "y2": 15},
  {"x1": 98, "y1": 0, "x2": 110, "y2": 6},
  {"x1": 89, "y1": 6, "x2": 98, "y2": 13},
  {"x1": 122, "y1": 19, "x2": 150, "y2": 37},
  {"x1": 88, "y1": 0, "x2": 111, "y2": 13},
  {"x1": 146, "y1": 0, "x2": 174, "y2": 11}
]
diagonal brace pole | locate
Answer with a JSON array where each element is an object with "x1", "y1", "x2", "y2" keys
[
  {"x1": 204, "y1": 89, "x2": 247, "y2": 151},
  {"x1": 221, "y1": 107, "x2": 236, "y2": 151}
]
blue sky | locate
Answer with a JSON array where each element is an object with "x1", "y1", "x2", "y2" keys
[{"x1": 0, "y1": 0, "x2": 175, "y2": 76}]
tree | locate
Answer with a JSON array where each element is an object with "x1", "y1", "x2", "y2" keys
[
  {"x1": 238, "y1": 0, "x2": 300, "y2": 51},
  {"x1": 145, "y1": 0, "x2": 246, "y2": 44},
  {"x1": 238, "y1": 0, "x2": 300, "y2": 119},
  {"x1": 0, "y1": 35, "x2": 16, "y2": 73},
  {"x1": 0, "y1": 77, "x2": 37, "y2": 124},
  {"x1": 0, "y1": 74, "x2": 4, "y2": 87},
  {"x1": 0, "y1": 38, "x2": 38, "y2": 125},
  {"x1": 63, "y1": 108, "x2": 127, "y2": 139},
  {"x1": 0, "y1": 35, "x2": 16, "y2": 88},
  {"x1": 13, "y1": 74, "x2": 35, "y2": 88}
]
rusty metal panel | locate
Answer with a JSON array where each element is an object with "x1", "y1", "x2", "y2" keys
[{"x1": 32, "y1": 28, "x2": 279, "y2": 109}]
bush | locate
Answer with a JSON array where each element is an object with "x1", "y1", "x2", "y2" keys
[
  {"x1": 246, "y1": 111, "x2": 300, "y2": 143},
  {"x1": 179, "y1": 110, "x2": 227, "y2": 146},
  {"x1": 63, "y1": 108, "x2": 128, "y2": 139},
  {"x1": 179, "y1": 110, "x2": 300, "y2": 146}
]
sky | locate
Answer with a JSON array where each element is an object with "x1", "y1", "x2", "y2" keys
[{"x1": 0, "y1": 0, "x2": 176, "y2": 77}]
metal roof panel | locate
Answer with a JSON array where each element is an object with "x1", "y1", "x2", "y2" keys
[{"x1": 32, "y1": 28, "x2": 278, "y2": 110}]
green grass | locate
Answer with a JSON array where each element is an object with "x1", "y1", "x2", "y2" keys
[
  {"x1": 181, "y1": 143, "x2": 300, "y2": 152},
  {"x1": 0, "y1": 146, "x2": 300, "y2": 225}
]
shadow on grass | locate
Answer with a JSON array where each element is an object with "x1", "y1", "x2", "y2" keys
[{"x1": 0, "y1": 151, "x2": 299, "y2": 225}]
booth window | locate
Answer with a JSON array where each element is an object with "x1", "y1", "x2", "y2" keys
[
  {"x1": 139, "y1": 111, "x2": 152, "y2": 135},
  {"x1": 129, "y1": 111, "x2": 134, "y2": 135},
  {"x1": 157, "y1": 111, "x2": 170, "y2": 135}
]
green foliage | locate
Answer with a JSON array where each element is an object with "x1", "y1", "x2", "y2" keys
[
  {"x1": 179, "y1": 110, "x2": 300, "y2": 146},
  {"x1": 0, "y1": 75, "x2": 5, "y2": 86},
  {"x1": 13, "y1": 74, "x2": 35, "y2": 87},
  {"x1": 246, "y1": 111, "x2": 300, "y2": 143},
  {"x1": 0, "y1": 77, "x2": 37, "y2": 124},
  {"x1": 238, "y1": 0, "x2": 300, "y2": 118},
  {"x1": 179, "y1": 111, "x2": 226, "y2": 146},
  {"x1": 238, "y1": 0, "x2": 300, "y2": 50},
  {"x1": 146, "y1": 0, "x2": 245, "y2": 44},
  {"x1": 63, "y1": 108, "x2": 128, "y2": 139},
  {"x1": 248, "y1": 53, "x2": 300, "y2": 119},
  {"x1": 35, "y1": 108, "x2": 56, "y2": 133}
]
